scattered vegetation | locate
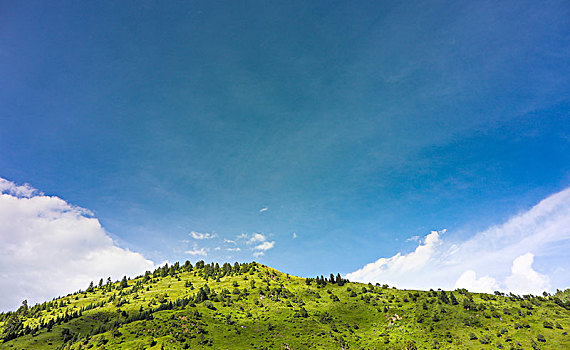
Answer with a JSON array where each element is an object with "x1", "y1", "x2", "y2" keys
[{"x1": 1, "y1": 261, "x2": 569, "y2": 349}]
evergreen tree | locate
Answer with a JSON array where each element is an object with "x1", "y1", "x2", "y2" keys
[
  {"x1": 196, "y1": 288, "x2": 208, "y2": 302},
  {"x1": 449, "y1": 292, "x2": 459, "y2": 305},
  {"x1": 120, "y1": 276, "x2": 128, "y2": 289},
  {"x1": 2, "y1": 313, "x2": 23, "y2": 341}
]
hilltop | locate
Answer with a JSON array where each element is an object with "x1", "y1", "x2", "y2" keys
[{"x1": 1, "y1": 261, "x2": 569, "y2": 349}]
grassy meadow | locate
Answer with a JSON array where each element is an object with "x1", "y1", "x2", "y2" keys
[{"x1": 1, "y1": 261, "x2": 569, "y2": 349}]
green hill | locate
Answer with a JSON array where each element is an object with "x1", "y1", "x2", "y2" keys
[{"x1": 1, "y1": 261, "x2": 569, "y2": 349}]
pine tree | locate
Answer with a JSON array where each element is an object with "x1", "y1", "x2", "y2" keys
[{"x1": 120, "y1": 276, "x2": 128, "y2": 289}]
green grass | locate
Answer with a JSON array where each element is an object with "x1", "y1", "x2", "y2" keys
[{"x1": 1, "y1": 261, "x2": 569, "y2": 349}]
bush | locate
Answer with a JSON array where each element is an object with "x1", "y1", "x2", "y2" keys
[
  {"x1": 404, "y1": 340, "x2": 417, "y2": 350},
  {"x1": 537, "y1": 334, "x2": 546, "y2": 343},
  {"x1": 543, "y1": 321, "x2": 553, "y2": 329},
  {"x1": 204, "y1": 301, "x2": 216, "y2": 310},
  {"x1": 479, "y1": 334, "x2": 491, "y2": 344}
]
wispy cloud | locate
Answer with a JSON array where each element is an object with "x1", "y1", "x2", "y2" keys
[
  {"x1": 0, "y1": 178, "x2": 156, "y2": 311},
  {"x1": 347, "y1": 187, "x2": 570, "y2": 294},
  {"x1": 247, "y1": 233, "x2": 267, "y2": 244},
  {"x1": 224, "y1": 239, "x2": 236, "y2": 244},
  {"x1": 185, "y1": 247, "x2": 207, "y2": 256},
  {"x1": 292, "y1": 232, "x2": 297, "y2": 239},
  {"x1": 254, "y1": 241, "x2": 275, "y2": 251},
  {"x1": 239, "y1": 232, "x2": 276, "y2": 257},
  {"x1": 259, "y1": 207, "x2": 268, "y2": 213},
  {"x1": 227, "y1": 247, "x2": 241, "y2": 252},
  {"x1": 189, "y1": 231, "x2": 217, "y2": 240}
]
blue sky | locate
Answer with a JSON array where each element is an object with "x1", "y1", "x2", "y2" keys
[{"x1": 1, "y1": 1, "x2": 570, "y2": 309}]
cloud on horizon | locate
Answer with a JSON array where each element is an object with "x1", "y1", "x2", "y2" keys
[
  {"x1": 347, "y1": 187, "x2": 570, "y2": 294},
  {"x1": 0, "y1": 178, "x2": 156, "y2": 312}
]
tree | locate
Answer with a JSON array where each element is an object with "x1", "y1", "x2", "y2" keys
[
  {"x1": 17, "y1": 300, "x2": 28, "y2": 316},
  {"x1": 120, "y1": 276, "x2": 128, "y2": 289},
  {"x1": 335, "y1": 273, "x2": 342, "y2": 285},
  {"x1": 2, "y1": 313, "x2": 23, "y2": 341},
  {"x1": 196, "y1": 288, "x2": 208, "y2": 302},
  {"x1": 449, "y1": 292, "x2": 458, "y2": 305}
]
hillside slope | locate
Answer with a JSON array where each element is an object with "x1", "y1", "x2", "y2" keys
[{"x1": 1, "y1": 261, "x2": 569, "y2": 349}]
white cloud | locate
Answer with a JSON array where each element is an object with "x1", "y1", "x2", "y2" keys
[
  {"x1": 189, "y1": 231, "x2": 217, "y2": 240},
  {"x1": 293, "y1": 232, "x2": 297, "y2": 239},
  {"x1": 254, "y1": 241, "x2": 275, "y2": 251},
  {"x1": 347, "y1": 187, "x2": 570, "y2": 294},
  {"x1": 236, "y1": 233, "x2": 248, "y2": 240},
  {"x1": 454, "y1": 270, "x2": 498, "y2": 293},
  {"x1": 253, "y1": 251, "x2": 265, "y2": 258},
  {"x1": 259, "y1": 207, "x2": 268, "y2": 213},
  {"x1": 239, "y1": 232, "x2": 276, "y2": 256},
  {"x1": 346, "y1": 230, "x2": 444, "y2": 288},
  {"x1": 227, "y1": 247, "x2": 241, "y2": 252},
  {"x1": 406, "y1": 235, "x2": 419, "y2": 242},
  {"x1": 0, "y1": 178, "x2": 156, "y2": 312},
  {"x1": 224, "y1": 239, "x2": 236, "y2": 244},
  {"x1": 214, "y1": 246, "x2": 221, "y2": 251},
  {"x1": 185, "y1": 247, "x2": 207, "y2": 256},
  {"x1": 504, "y1": 253, "x2": 550, "y2": 294},
  {"x1": 247, "y1": 233, "x2": 267, "y2": 244},
  {"x1": 0, "y1": 178, "x2": 38, "y2": 198}
]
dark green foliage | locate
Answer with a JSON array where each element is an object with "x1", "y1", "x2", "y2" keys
[{"x1": 479, "y1": 334, "x2": 491, "y2": 344}]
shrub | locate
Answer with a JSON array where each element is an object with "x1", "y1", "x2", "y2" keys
[
  {"x1": 479, "y1": 334, "x2": 491, "y2": 344},
  {"x1": 404, "y1": 340, "x2": 417, "y2": 350}
]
